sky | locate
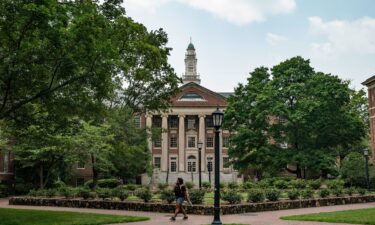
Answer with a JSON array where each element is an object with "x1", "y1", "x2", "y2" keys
[{"x1": 123, "y1": 0, "x2": 375, "y2": 92}]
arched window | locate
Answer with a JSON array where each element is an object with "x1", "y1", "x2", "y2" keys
[
  {"x1": 179, "y1": 93, "x2": 204, "y2": 101},
  {"x1": 187, "y1": 155, "x2": 197, "y2": 172}
]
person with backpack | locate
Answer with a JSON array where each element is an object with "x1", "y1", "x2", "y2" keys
[{"x1": 170, "y1": 177, "x2": 188, "y2": 221}]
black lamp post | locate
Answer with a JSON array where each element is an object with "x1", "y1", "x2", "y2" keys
[
  {"x1": 364, "y1": 148, "x2": 370, "y2": 191},
  {"x1": 211, "y1": 107, "x2": 223, "y2": 225},
  {"x1": 198, "y1": 141, "x2": 203, "y2": 190}
]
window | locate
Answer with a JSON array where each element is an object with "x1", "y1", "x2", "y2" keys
[
  {"x1": 278, "y1": 116, "x2": 286, "y2": 124},
  {"x1": 76, "y1": 177, "x2": 85, "y2": 186},
  {"x1": 187, "y1": 155, "x2": 197, "y2": 172},
  {"x1": 223, "y1": 136, "x2": 229, "y2": 148},
  {"x1": 3, "y1": 152, "x2": 9, "y2": 173},
  {"x1": 187, "y1": 118, "x2": 196, "y2": 129},
  {"x1": 77, "y1": 161, "x2": 85, "y2": 169},
  {"x1": 134, "y1": 116, "x2": 141, "y2": 128},
  {"x1": 206, "y1": 136, "x2": 214, "y2": 148},
  {"x1": 169, "y1": 116, "x2": 178, "y2": 128},
  {"x1": 223, "y1": 157, "x2": 230, "y2": 169},
  {"x1": 153, "y1": 117, "x2": 162, "y2": 128},
  {"x1": 207, "y1": 157, "x2": 213, "y2": 172},
  {"x1": 154, "y1": 157, "x2": 161, "y2": 169},
  {"x1": 205, "y1": 116, "x2": 213, "y2": 128},
  {"x1": 170, "y1": 135, "x2": 177, "y2": 148},
  {"x1": 154, "y1": 137, "x2": 161, "y2": 148},
  {"x1": 170, "y1": 157, "x2": 177, "y2": 172},
  {"x1": 188, "y1": 62, "x2": 194, "y2": 72},
  {"x1": 187, "y1": 136, "x2": 196, "y2": 148},
  {"x1": 180, "y1": 93, "x2": 204, "y2": 101}
]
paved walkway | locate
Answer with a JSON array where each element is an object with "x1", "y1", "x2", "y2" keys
[{"x1": 1, "y1": 198, "x2": 375, "y2": 225}]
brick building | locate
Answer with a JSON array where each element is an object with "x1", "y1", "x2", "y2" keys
[{"x1": 362, "y1": 76, "x2": 375, "y2": 161}]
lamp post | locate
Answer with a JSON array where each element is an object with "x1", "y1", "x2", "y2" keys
[
  {"x1": 364, "y1": 148, "x2": 371, "y2": 191},
  {"x1": 211, "y1": 107, "x2": 223, "y2": 225},
  {"x1": 198, "y1": 141, "x2": 203, "y2": 190}
]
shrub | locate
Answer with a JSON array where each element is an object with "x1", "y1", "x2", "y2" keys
[
  {"x1": 28, "y1": 189, "x2": 38, "y2": 197},
  {"x1": 247, "y1": 189, "x2": 265, "y2": 203},
  {"x1": 0, "y1": 184, "x2": 9, "y2": 197},
  {"x1": 85, "y1": 178, "x2": 118, "y2": 189},
  {"x1": 301, "y1": 188, "x2": 314, "y2": 199},
  {"x1": 242, "y1": 181, "x2": 256, "y2": 190},
  {"x1": 345, "y1": 187, "x2": 356, "y2": 196},
  {"x1": 219, "y1": 182, "x2": 226, "y2": 189},
  {"x1": 124, "y1": 184, "x2": 138, "y2": 191},
  {"x1": 290, "y1": 179, "x2": 306, "y2": 189},
  {"x1": 115, "y1": 188, "x2": 129, "y2": 201},
  {"x1": 96, "y1": 188, "x2": 112, "y2": 200},
  {"x1": 227, "y1": 181, "x2": 239, "y2": 189},
  {"x1": 15, "y1": 182, "x2": 35, "y2": 195},
  {"x1": 45, "y1": 189, "x2": 56, "y2": 198},
  {"x1": 189, "y1": 189, "x2": 205, "y2": 204},
  {"x1": 78, "y1": 188, "x2": 91, "y2": 199},
  {"x1": 357, "y1": 188, "x2": 366, "y2": 196},
  {"x1": 160, "y1": 189, "x2": 175, "y2": 204},
  {"x1": 319, "y1": 189, "x2": 330, "y2": 198},
  {"x1": 185, "y1": 182, "x2": 193, "y2": 189},
  {"x1": 265, "y1": 189, "x2": 281, "y2": 201},
  {"x1": 257, "y1": 180, "x2": 270, "y2": 188},
  {"x1": 221, "y1": 190, "x2": 242, "y2": 204},
  {"x1": 89, "y1": 191, "x2": 97, "y2": 199},
  {"x1": 158, "y1": 183, "x2": 168, "y2": 191},
  {"x1": 202, "y1": 181, "x2": 211, "y2": 190},
  {"x1": 307, "y1": 180, "x2": 321, "y2": 190},
  {"x1": 326, "y1": 179, "x2": 345, "y2": 189},
  {"x1": 36, "y1": 189, "x2": 46, "y2": 197},
  {"x1": 59, "y1": 187, "x2": 74, "y2": 199},
  {"x1": 136, "y1": 188, "x2": 152, "y2": 203},
  {"x1": 287, "y1": 189, "x2": 300, "y2": 200},
  {"x1": 274, "y1": 180, "x2": 288, "y2": 189},
  {"x1": 331, "y1": 188, "x2": 343, "y2": 197}
]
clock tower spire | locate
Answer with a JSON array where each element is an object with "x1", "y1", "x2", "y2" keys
[{"x1": 182, "y1": 39, "x2": 200, "y2": 84}]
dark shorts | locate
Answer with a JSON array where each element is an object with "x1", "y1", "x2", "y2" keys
[{"x1": 176, "y1": 197, "x2": 184, "y2": 205}]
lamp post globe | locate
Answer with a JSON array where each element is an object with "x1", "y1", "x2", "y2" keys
[{"x1": 211, "y1": 107, "x2": 223, "y2": 225}]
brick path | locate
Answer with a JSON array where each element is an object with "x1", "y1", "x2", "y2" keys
[{"x1": 1, "y1": 198, "x2": 374, "y2": 225}]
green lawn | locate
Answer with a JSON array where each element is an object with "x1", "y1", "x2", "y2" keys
[
  {"x1": 281, "y1": 207, "x2": 375, "y2": 224},
  {"x1": 0, "y1": 208, "x2": 149, "y2": 225}
]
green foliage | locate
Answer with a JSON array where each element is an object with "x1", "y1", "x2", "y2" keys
[
  {"x1": 319, "y1": 189, "x2": 330, "y2": 198},
  {"x1": 78, "y1": 188, "x2": 91, "y2": 200},
  {"x1": 135, "y1": 188, "x2": 152, "y2": 203},
  {"x1": 326, "y1": 179, "x2": 345, "y2": 189},
  {"x1": 185, "y1": 182, "x2": 193, "y2": 189},
  {"x1": 160, "y1": 190, "x2": 175, "y2": 204},
  {"x1": 28, "y1": 189, "x2": 38, "y2": 197},
  {"x1": 247, "y1": 189, "x2": 265, "y2": 203},
  {"x1": 330, "y1": 188, "x2": 344, "y2": 197},
  {"x1": 124, "y1": 184, "x2": 138, "y2": 191},
  {"x1": 96, "y1": 188, "x2": 112, "y2": 200},
  {"x1": 202, "y1": 181, "x2": 211, "y2": 190},
  {"x1": 300, "y1": 188, "x2": 314, "y2": 199},
  {"x1": 340, "y1": 152, "x2": 369, "y2": 187},
  {"x1": 307, "y1": 180, "x2": 321, "y2": 190},
  {"x1": 345, "y1": 187, "x2": 356, "y2": 196},
  {"x1": 189, "y1": 189, "x2": 205, "y2": 204},
  {"x1": 357, "y1": 188, "x2": 366, "y2": 196},
  {"x1": 221, "y1": 190, "x2": 242, "y2": 204},
  {"x1": 274, "y1": 180, "x2": 288, "y2": 189},
  {"x1": 227, "y1": 181, "x2": 239, "y2": 189},
  {"x1": 158, "y1": 183, "x2": 168, "y2": 191},
  {"x1": 220, "y1": 182, "x2": 226, "y2": 189},
  {"x1": 290, "y1": 179, "x2": 306, "y2": 189},
  {"x1": 0, "y1": 184, "x2": 9, "y2": 198},
  {"x1": 265, "y1": 189, "x2": 281, "y2": 201},
  {"x1": 287, "y1": 189, "x2": 300, "y2": 200},
  {"x1": 85, "y1": 179, "x2": 118, "y2": 189},
  {"x1": 45, "y1": 189, "x2": 56, "y2": 198},
  {"x1": 242, "y1": 181, "x2": 256, "y2": 190},
  {"x1": 114, "y1": 188, "x2": 129, "y2": 201},
  {"x1": 59, "y1": 187, "x2": 75, "y2": 199}
]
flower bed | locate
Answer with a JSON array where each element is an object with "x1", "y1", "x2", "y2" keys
[{"x1": 9, "y1": 195, "x2": 375, "y2": 215}]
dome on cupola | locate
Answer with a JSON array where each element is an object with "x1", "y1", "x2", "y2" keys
[{"x1": 187, "y1": 42, "x2": 195, "y2": 50}]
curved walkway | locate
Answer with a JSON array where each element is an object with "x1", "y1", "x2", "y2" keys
[{"x1": 1, "y1": 198, "x2": 374, "y2": 225}]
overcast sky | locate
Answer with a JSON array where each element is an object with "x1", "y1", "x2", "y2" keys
[{"x1": 123, "y1": 0, "x2": 375, "y2": 92}]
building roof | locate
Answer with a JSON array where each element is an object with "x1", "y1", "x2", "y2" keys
[
  {"x1": 218, "y1": 92, "x2": 234, "y2": 98},
  {"x1": 362, "y1": 75, "x2": 375, "y2": 86},
  {"x1": 187, "y1": 42, "x2": 195, "y2": 50}
]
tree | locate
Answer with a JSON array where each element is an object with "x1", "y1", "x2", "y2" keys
[
  {"x1": 226, "y1": 56, "x2": 368, "y2": 178},
  {"x1": 340, "y1": 152, "x2": 366, "y2": 186}
]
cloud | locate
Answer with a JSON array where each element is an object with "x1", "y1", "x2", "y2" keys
[
  {"x1": 124, "y1": 0, "x2": 296, "y2": 25},
  {"x1": 309, "y1": 16, "x2": 375, "y2": 55},
  {"x1": 266, "y1": 32, "x2": 288, "y2": 46}
]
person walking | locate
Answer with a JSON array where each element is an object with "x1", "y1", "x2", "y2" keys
[{"x1": 170, "y1": 177, "x2": 188, "y2": 221}]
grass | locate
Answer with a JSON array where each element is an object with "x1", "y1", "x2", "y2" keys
[
  {"x1": 281, "y1": 207, "x2": 375, "y2": 224},
  {"x1": 0, "y1": 208, "x2": 149, "y2": 225}
]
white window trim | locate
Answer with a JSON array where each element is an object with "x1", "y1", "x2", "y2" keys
[
  {"x1": 77, "y1": 162, "x2": 85, "y2": 170},
  {"x1": 169, "y1": 135, "x2": 178, "y2": 149},
  {"x1": 169, "y1": 157, "x2": 178, "y2": 173},
  {"x1": 186, "y1": 155, "x2": 197, "y2": 173},
  {"x1": 186, "y1": 135, "x2": 197, "y2": 149}
]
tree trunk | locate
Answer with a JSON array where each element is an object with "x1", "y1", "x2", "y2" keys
[
  {"x1": 296, "y1": 164, "x2": 302, "y2": 179},
  {"x1": 39, "y1": 165, "x2": 44, "y2": 189}
]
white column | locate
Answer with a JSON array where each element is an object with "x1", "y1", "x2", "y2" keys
[
  {"x1": 178, "y1": 115, "x2": 185, "y2": 171},
  {"x1": 145, "y1": 114, "x2": 153, "y2": 154},
  {"x1": 161, "y1": 114, "x2": 168, "y2": 172},
  {"x1": 199, "y1": 114, "x2": 206, "y2": 172}
]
